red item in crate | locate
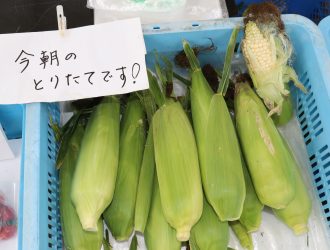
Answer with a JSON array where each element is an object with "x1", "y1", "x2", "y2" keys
[{"x1": 0, "y1": 193, "x2": 17, "y2": 240}]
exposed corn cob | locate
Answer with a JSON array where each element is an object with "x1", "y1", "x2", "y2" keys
[
  {"x1": 103, "y1": 96, "x2": 146, "y2": 241},
  {"x1": 230, "y1": 221, "x2": 253, "y2": 250},
  {"x1": 273, "y1": 138, "x2": 311, "y2": 235},
  {"x1": 60, "y1": 122, "x2": 103, "y2": 250},
  {"x1": 71, "y1": 96, "x2": 120, "y2": 231},
  {"x1": 234, "y1": 81, "x2": 296, "y2": 209},
  {"x1": 239, "y1": 157, "x2": 264, "y2": 232},
  {"x1": 183, "y1": 39, "x2": 245, "y2": 221},
  {"x1": 241, "y1": 3, "x2": 306, "y2": 117},
  {"x1": 148, "y1": 70, "x2": 203, "y2": 241},
  {"x1": 189, "y1": 199, "x2": 229, "y2": 250},
  {"x1": 144, "y1": 179, "x2": 181, "y2": 250},
  {"x1": 134, "y1": 126, "x2": 155, "y2": 233}
]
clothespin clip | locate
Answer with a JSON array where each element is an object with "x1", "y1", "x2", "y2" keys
[{"x1": 56, "y1": 5, "x2": 67, "y2": 36}]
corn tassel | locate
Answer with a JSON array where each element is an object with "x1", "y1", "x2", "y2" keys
[
  {"x1": 239, "y1": 157, "x2": 264, "y2": 232},
  {"x1": 230, "y1": 221, "x2": 253, "y2": 250},
  {"x1": 189, "y1": 200, "x2": 229, "y2": 250},
  {"x1": 71, "y1": 96, "x2": 120, "y2": 231},
  {"x1": 144, "y1": 179, "x2": 181, "y2": 250},
  {"x1": 60, "y1": 122, "x2": 103, "y2": 250},
  {"x1": 153, "y1": 100, "x2": 203, "y2": 241},
  {"x1": 134, "y1": 126, "x2": 155, "y2": 233},
  {"x1": 235, "y1": 81, "x2": 296, "y2": 209},
  {"x1": 183, "y1": 40, "x2": 245, "y2": 221},
  {"x1": 273, "y1": 138, "x2": 311, "y2": 235},
  {"x1": 103, "y1": 96, "x2": 146, "y2": 241}
]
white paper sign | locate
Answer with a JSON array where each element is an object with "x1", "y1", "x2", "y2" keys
[
  {"x1": 0, "y1": 18, "x2": 148, "y2": 104},
  {"x1": 0, "y1": 124, "x2": 14, "y2": 161}
]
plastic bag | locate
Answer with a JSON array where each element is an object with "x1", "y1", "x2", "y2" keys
[
  {"x1": 92, "y1": 0, "x2": 228, "y2": 24},
  {"x1": 0, "y1": 192, "x2": 17, "y2": 240},
  {"x1": 88, "y1": 0, "x2": 187, "y2": 12}
]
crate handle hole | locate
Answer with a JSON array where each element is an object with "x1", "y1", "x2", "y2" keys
[
  {"x1": 192, "y1": 23, "x2": 200, "y2": 27},
  {"x1": 153, "y1": 26, "x2": 160, "y2": 30}
]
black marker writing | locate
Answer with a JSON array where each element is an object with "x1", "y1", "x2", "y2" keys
[
  {"x1": 50, "y1": 75, "x2": 59, "y2": 89},
  {"x1": 65, "y1": 52, "x2": 77, "y2": 61},
  {"x1": 132, "y1": 63, "x2": 141, "y2": 84},
  {"x1": 84, "y1": 72, "x2": 95, "y2": 85},
  {"x1": 34, "y1": 79, "x2": 43, "y2": 90},
  {"x1": 15, "y1": 50, "x2": 35, "y2": 73},
  {"x1": 116, "y1": 66, "x2": 127, "y2": 88},
  {"x1": 101, "y1": 71, "x2": 112, "y2": 83}
]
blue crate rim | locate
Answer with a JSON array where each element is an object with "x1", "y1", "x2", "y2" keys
[{"x1": 319, "y1": 15, "x2": 330, "y2": 55}]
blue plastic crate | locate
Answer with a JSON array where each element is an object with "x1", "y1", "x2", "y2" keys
[
  {"x1": 319, "y1": 15, "x2": 330, "y2": 55},
  {"x1": 19, "y1": 15, "x2": 330, "y2": 250},
  {"x1": 0, "y1": 104, "x2": 23, "y2": 139},
  {"x1": 234, "y1": 0, "x2": 330, "y2": 23}
]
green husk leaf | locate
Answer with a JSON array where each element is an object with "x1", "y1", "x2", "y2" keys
[
  {"x1": 134, "y1": 126, "x2": 155, "y2": 233},
  {"x1": 129, "y1": 234, "x2": 138, "y2": 250},
  {"x1": 60, "y1": 123, "x2": 103, "y2": 250},
  {"x1": 230, "y1": 221, "x2": 253, "y2": 250},
  {"x1": 182, "y1": 40, "x2": 202, "y2": 72},
  {"x1": 147, "y1": 69, "x2": 166, "y2": 107},
  {"x1": 173, "y1": 71, "x2": 191, "y2": 86},
  {"x1": 103, "y1": 96, "x2": 146, "y2": 240},
  {"x1": 144, "y1": 178, "x2": 181, "y2": 250},
  {"x1": 189, "y1": 199, "x2": 229, "y2": 250},
  {"x1": 218, "y1": 26, "x2": 240, "y2": 95}
]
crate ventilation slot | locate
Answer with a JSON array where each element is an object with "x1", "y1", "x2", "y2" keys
[
  {"x1": 297, "y1": 73, "x2": 323, "y2": 145},
  {"x1": 308, "y1": 144, "x2": 330, "y2": 227},
  {"x1": 47, "y1": 171, "x2": 62, "y2": 249},
  {"x1": 47, "y1": 104, "x2": 60, "y2": 162}
]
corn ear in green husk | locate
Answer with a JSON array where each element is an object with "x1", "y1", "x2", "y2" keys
[
  {"x1": 234, "y1": 81, "x2": 296, "y2": 209},
  {"x1": 149, "y1": 70, "x2": 203, "y2": 241},
  {"x1": 183, "y1": 39, "x2": 245, "y2": 221},
  {"x1": 134, "y1": 126, "x2": 155, "y2": 233},
  {"x1": 153, "y1": 100, "x2": 203, "y2": 241},
  {"x1": 103, "y1": 96, "x2": 146, "y2": 241},
  {"x1": 239, "y1": 157, "x2": 264, "y2": 232},
  {"x1": 144, "y1": 179, "x2": 181, "y2": 250},
  {"x1": 230, "y1": 221, "x2": 253, "y2": 250},
  {"x1": 273, "y1": 138, "x2": 311, "y2": 235},
  {"x1": 189, "y1": 200, "x2": 229, "y2": 250},
  {"x1": 60, "y1": 123, "x2": 103, "y2": 250},
  {"x1": 242, "y1": 4, "x2": 306, "y2": 116},
  {"x1": 71, "y1": 96, "x2": 120, "y2": 231}
]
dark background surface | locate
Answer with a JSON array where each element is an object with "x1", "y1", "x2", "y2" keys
[{"x1": 0, "y1": 0, "x2": 94, "y2": 34}]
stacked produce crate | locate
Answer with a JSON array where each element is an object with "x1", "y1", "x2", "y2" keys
[{"x1": 18, "y1": 4, "x2": 330, "y2": 250}]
